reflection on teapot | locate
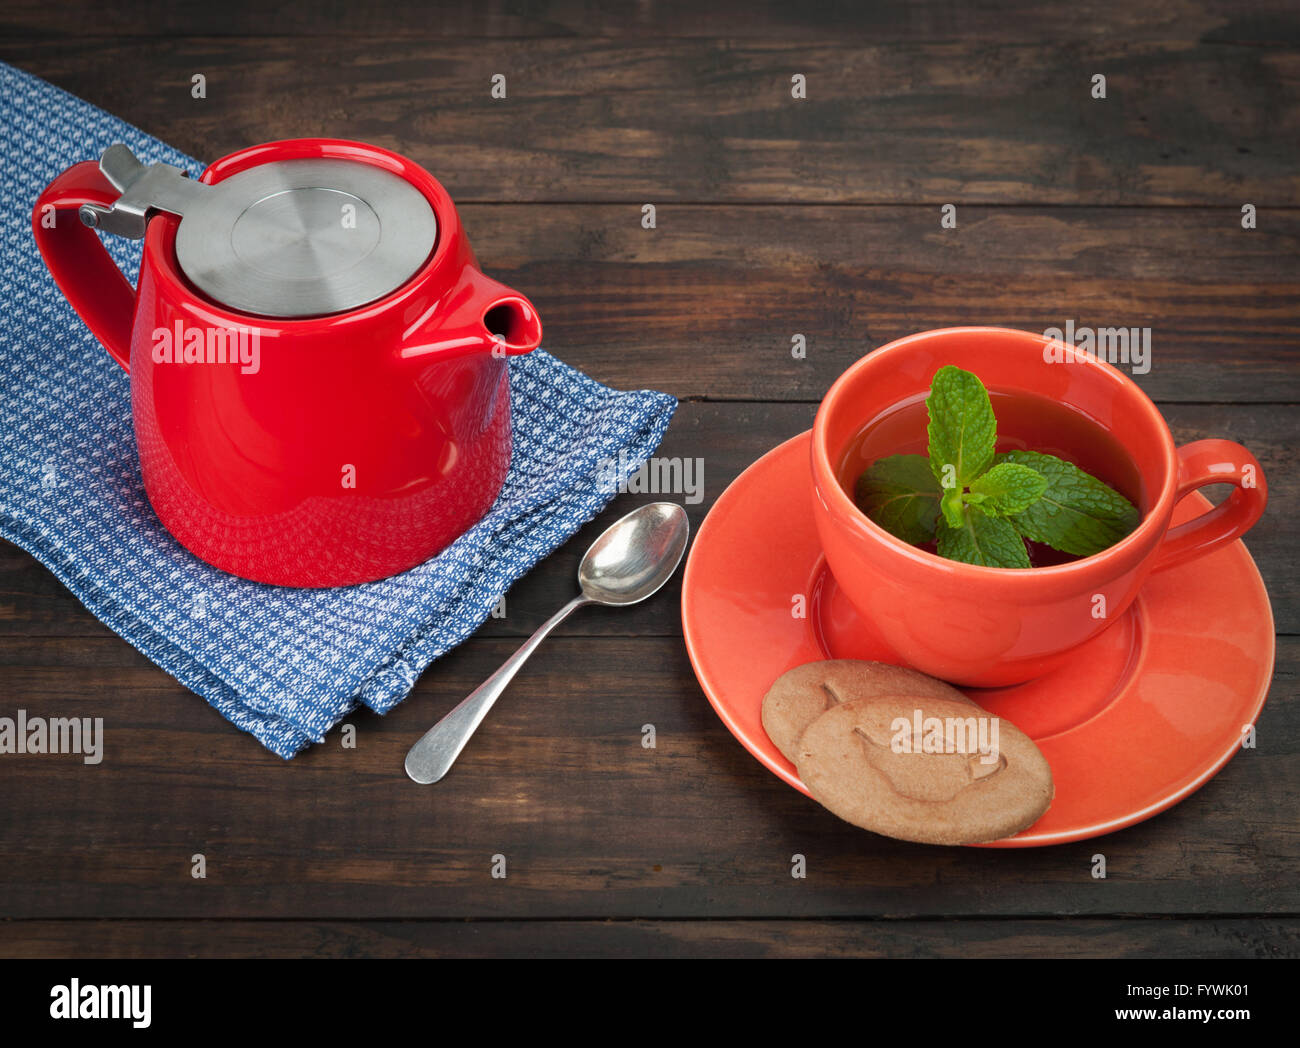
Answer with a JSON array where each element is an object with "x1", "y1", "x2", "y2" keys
[{"x1": 34, "y1": 139, "x2": 542, "y2": 586}]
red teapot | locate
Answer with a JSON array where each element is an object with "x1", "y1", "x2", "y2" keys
[{"x1": 33, "y1": 138, "x2": 542, "y2": 586}]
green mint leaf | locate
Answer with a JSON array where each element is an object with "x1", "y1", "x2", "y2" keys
[
  {"x1": 998, "y1": 450, "x2": 1141, "y2": 557},
  {"x1": 854, "y1": 454, "x2": 941, "y2": 544},
  {"x1": 926, "y1": 365, "x2": 996, "y2": 491},
  {"x1": 967, "y1": 462, "x2": 1047, "y2": 517},
  {"x1": 940, "y1": 487, "x2": 966, "y2": 529},
  {"x1": 936, "y1": 505, "x2": 1032, "y2": 568}
]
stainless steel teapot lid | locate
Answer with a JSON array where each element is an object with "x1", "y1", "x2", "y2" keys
[{"x1": 80, "y1": 144, "x2": 438, "y2": 318}]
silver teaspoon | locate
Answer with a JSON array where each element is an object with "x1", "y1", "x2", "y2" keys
[{"x1": 404, "y1": 502, "x2": 690, "y2": 784}]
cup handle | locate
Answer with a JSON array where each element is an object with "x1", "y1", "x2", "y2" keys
[
  {"x1": 1151, "y1": 439, "x2": 1267, "y2": 573},
  {"x1": 32, "y1": 161, "x2": 138, "y2": 372}
]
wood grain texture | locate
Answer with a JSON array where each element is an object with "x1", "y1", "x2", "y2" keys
[
  {"x1": 0, "y1": 0, "x2": 1294, "y2": 957},
  {"x1": 3, "y1": 36, "x2": 1297, "y2": 206},
  {"x1": 1, "y1": 0, "x2": 1297, "y2": 43},
  {"x1": 3, "y1": 401, "x2": 1293, "y2": 637},
  {"x1": 3, "y1": 202, "x2": 1298, "y2": 402},
  {"x1": 1, "y1": 918, "x2": 1295, "y2": 958},
  {"x1": 476, "y1": 205, "x2": 1300, "y2": 404},
  {"x1": 0, "y1": 631, "x2": 1293, "y2": 920}
]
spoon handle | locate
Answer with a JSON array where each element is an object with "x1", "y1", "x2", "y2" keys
[{"x1": 404, "y1": 595, "x2": 591, "y2": 784}]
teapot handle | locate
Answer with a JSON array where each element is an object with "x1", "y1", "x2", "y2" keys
[{"x1": 32, "y1": 160, "x2": 138, "y2": 372}]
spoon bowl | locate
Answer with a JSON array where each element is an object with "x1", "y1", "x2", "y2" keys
[
  {"x1": 405, "y1": 502, "x2": 690, "y2": 783},
  {"x1": 580, "y1": 502, "x2": 690, "y2": 605}
]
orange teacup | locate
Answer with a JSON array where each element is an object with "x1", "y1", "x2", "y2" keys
[{"x1": 810, "y1": 327, "x2": 1268, "y2": 686}]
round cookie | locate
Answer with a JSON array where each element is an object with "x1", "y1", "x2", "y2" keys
[
  {"x1": 794, "y1": 694, "x2": 1053, "y2": 845},
  {"x1": 761, "y1": 660, "x2": 973, "y2": 763}
]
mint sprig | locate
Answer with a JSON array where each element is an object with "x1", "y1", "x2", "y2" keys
[
  {"x1": 853, "y1": 454, "x2": 941, "y2": 545},
  {"x1": 927, "y1": 364, "x2": 996, "y2": 492},
  {"x1": 997, "y1": 450, "x2": 1141, "y2": 556},
  {"x1": 937, "y1": 505, "x2": 1032, "y2": 568},
  {"x1": 854, "y1": 365, "x2": 1140, "y2": 568},
  {"x1": 966, "y1": 462, "x2": 1048, "y2": 517}
]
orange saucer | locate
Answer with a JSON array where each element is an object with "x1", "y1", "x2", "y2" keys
[{"x1": 682, "y1": 432, "x2": 1275, "y2": 847}]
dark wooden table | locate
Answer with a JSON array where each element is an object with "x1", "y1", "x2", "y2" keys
[{"x1": 1, "y1": 1, "x2": 1296, "y2": 958}]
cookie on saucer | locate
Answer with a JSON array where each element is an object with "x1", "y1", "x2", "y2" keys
[
  {"x1": 761, "y1": 659, "x2": 973, "y2": 763},
  {"x1": 794, "y1": 693, "x2": 1054, "y2": 845}
]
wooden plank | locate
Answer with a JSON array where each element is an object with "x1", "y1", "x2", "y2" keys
[
  {"x1": 11, "y1": 188, "x2": 1300, "y2": 389},
  {"x1": 2, "y1": 401, "x2": 1293, "y2": 637},
  {"x1": 3, "y1": 1, "x2": 1296, "y2": 43},
  {"x1": 0, "y1": 7, "x2": 1293, "y2": 941},
  {"x1": 0, "y1": 632, "x2": 1293, "y2": 920},
  {"x1": 1, "y1": 917, "x2": 1295, "y2": 958},
  {"x1": 4, "y1": 38, "x2": 1298, "y2": 205},
  {"x1": 465, "y1": 205, "x2": 1300, "y2": 405},
  {"x1": 23, "y1": 202, "x2": 1300, "y2": 404}
]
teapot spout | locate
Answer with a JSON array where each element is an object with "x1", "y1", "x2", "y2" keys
[
  {"x1": 482, "y1": 295, "x2": 543, "y2": 354},
  {"x1": 398, "y1": 270, "x2": 542, "y2": 365}
]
